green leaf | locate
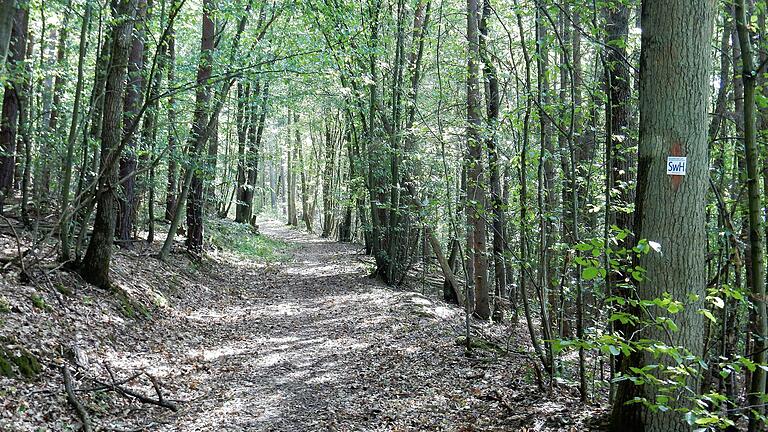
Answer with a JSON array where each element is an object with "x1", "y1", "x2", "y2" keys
[
  {"x1": 582, "y1": 267, "x2": 600, "y2": 280},
  {"x1": 700, "y1": 309, "x2": 717, "y2": 323}
]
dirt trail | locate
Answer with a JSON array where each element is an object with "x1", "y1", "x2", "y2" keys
[
  {"x1": 152, "y1": 220, "x2": 480, "y2": 431},
  {"x1": 84, "y1": 220, "x2": 588, "y2": 431}
]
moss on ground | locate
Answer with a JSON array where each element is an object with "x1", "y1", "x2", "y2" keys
[{"x1": 0, "y1": 337, "x2": 41, "y2": 379}]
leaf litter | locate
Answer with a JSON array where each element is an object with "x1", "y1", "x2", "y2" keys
[{"x1": 0, "y1": 219, "x2": 605, "y2": 431}]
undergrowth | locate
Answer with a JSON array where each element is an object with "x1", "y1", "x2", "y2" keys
[{"x1": 207, "y1": 219, "x2": 291, "y2": 263}]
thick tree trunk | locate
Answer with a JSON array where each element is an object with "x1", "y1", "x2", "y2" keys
[
  {"x1": 610, "y1": 1, "x2": 715, "y2": 430},
  {"x1": 80, "y1": 0, "x2": 139, "y2": 288}
]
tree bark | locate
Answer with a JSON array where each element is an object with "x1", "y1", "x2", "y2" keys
[
  {"x1": 321, "y1": 119, "x2": 335, "y2": 237},
  {"x1": 479, "y1": 0, "x2": 504, "y2": 321},
  {"x1": 80, "y1": 0, "x2": 139, "y2": 288},
  {"x1": 610, "y1": 0, "x2": 715, "y2": 430},
  {"x1": 295, "y1": 113, "x2": 311, "y2": 231},
  {"x1": 466, "y1": 0, "x2": 489, "y2": 320},
  {"x1": 0, "y1": 0, "x2": 16, "y2": 69},
  {"x1": 234, "y1": 82, "x2": 250, "y2": 223},
  {"x1": 164, "y1": 16, "x2": 178, "y2": 222},
  {"x1": 286, "y1": 112, "x2": 298, "y2": 226}
]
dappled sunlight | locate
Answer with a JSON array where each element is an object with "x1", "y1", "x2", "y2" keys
[{"x1": 97, "y1": 220, "x2": 529, "y2": 432}]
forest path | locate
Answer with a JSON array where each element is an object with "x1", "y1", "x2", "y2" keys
[{"x1": 152, "y1": 219, "x2": 486, "y2": 431}]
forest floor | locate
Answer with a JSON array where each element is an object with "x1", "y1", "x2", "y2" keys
[{"x1": 1, "y1": 219, "x2": 604, "y2": 431}]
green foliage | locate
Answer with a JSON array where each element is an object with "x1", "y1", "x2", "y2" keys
[
  {"x1": 115, "y1": 289, "x2": 150, "y2": 319},
  {"x1": 29, "y1": 293, "x2": 50, "y2": 311},
  {"x1": 55, "y1": 283, "x2": 73, "y2": 297},
  {"x1": 558, "y1": 233, "x2": 767, "y2": 429},
  {"x1": 0, "y1": 338, "x2": 41, "y2": 379},
  {"x1": 207, "y1": 219, "x2": 291, "y2": 262},
  {"x1": 0, "y1": 296, "x2": 9, "y2": 313}
]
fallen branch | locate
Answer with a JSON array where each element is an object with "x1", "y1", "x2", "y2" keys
[
  {"x1": 96, "y1": 379, "x2": 178, "y2": 412},
  {"x1": 76, "y1": 371, "x2": 144, "y2": 392},
  {"x1": 97, "y1": 366, "x2": 178, "y2": 412},
  {"x1": 62, "y1": 365, "x2": 93, "y2": 432}
]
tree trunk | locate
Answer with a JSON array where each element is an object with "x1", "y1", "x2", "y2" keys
[
  {"x1": 534, "y1": 0, "x2": 554, "y2": 369},
  {"x1": 295, "y1": 113, "x2": 311, "y2": 231},
  {"x1": 80, "y1": 0, "x2": 139, "y2": 288},
  {"x1": 185, "y1": 0, "x2": 215, "y2": 253},
  {"x1": 0, "y1": 6, "x2": 28, "y2": 211},
  {"x1": 250, "y1": 82, "x2": 268, "y2": 218},
  {"x1": 234, "y1": 82, "x2": 250, "y2": 223},
  {"x1": 734, "y1": 1, "x2": 767, "y2": 429},
  {"x1": 322, "y1": 119, "x2": 335, "y2": 237},
  {"x1": 286, "y1": 112, "x2": 298, "y2": 226},
  {"x1": 164, "y1": 17, "x2": 178, "y2": 222},
  {"x1": 143, "y1": 0, "x2": 170, "y2": 244},
  {"x1": 466, "y1": 0, "x2": 489, "y2": 320},
  {"x1": 116, "y1": 0, "x2": 147, "y2": 247},
  {"x1": 18, "y1": 27, "x2": 32, "y2": 225},
  {"x1": 479, "y1": 0, "x2": 504, "y2": 321},
  {"x1": 0, "y1": 0, "x2": 16, "y2": 69},
  {"x1": 59, "y1": 0, "x2": 91, "y2": 260},
  {"x1": 610, "y1": 0, "x2": 715, "y2": 430}
]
